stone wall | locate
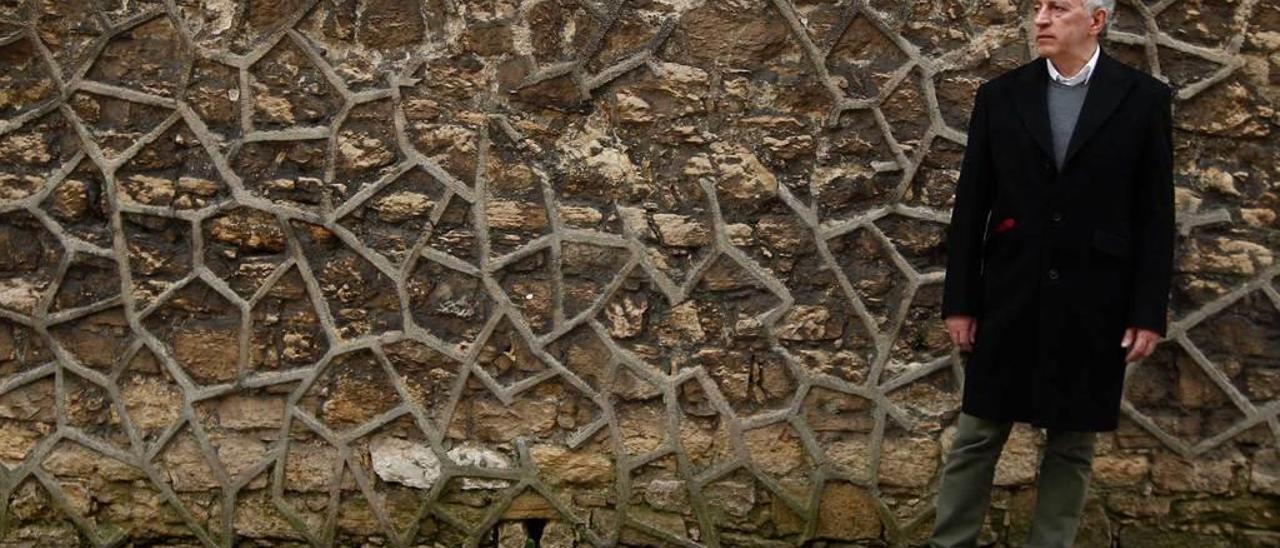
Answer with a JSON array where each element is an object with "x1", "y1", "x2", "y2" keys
[{"x1": 0, "y1": 0, "x2": 1277, "y2": 546}]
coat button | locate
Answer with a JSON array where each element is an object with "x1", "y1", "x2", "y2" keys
[
  {"x1": 1048, "y1": 268, "x2": 1059, "y2": 280},
  {"x1": 1051, "y1": 211, "x2": 1063, "y2": 222},
  {"x1": 1041, "y1": 159, "x2": 1055, "y2": 174}
]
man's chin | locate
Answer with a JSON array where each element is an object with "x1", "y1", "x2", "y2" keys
[{"x1": 1035, "y1": 44, "x2": 1058, "y2": 58}]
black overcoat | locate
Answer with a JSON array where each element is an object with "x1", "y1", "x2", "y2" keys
[{"x1": 940, "y1": 48, "x2": 1176, "y2": 432}]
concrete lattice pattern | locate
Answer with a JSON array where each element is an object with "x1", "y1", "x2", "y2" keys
[{"x1": 0, "y1": 0, "x2": 1277, "y2": 546}]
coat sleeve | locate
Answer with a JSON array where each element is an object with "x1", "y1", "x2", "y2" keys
[
  {"x1": 1127, "y1": 84, "x2": 1176, "y2": 337},
  {"x1": 941, "y1": 83, "x2": 995, "y2": 320}
]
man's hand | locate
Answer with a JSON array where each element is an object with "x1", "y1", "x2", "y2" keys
[
  {"x1": 945, "y1": 315, "x2": 977, "y2": 353},
  {"x1": 1122, "y1": 327, "x2": 1161, "y2": 363}
]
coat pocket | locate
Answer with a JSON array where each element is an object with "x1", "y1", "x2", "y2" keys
[
  {"x1": 982, "y1": 227, "x2": 1014, "y2": 263},
  {"x1": 1092, "y1": 228, "x2": 1133, "y2": 260}
]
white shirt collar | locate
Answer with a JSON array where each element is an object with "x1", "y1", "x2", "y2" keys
[{"x1": 1047, "y1": 44, "x2": 1100, "y2": 86}]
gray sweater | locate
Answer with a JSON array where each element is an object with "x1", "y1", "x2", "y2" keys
[{"x1": 1047, "y1": 78, "x2": 1090, "y2": 169}]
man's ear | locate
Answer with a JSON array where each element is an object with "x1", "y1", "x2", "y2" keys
[{"x1": 1092, "y1": 8, "x2": 1109, "y2": 37}]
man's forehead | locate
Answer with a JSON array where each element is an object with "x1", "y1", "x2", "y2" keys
[{"x1": 1034, "y1": 0, "x2": 1086, "y2": 8}]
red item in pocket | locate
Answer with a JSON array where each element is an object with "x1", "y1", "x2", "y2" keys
[{"x1": 993, "y1": 217, "x2": 1016, "y2": 234}]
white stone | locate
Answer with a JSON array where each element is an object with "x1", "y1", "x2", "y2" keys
[
  {"x1": 369, "y1": 436, "x2": 442, "y2": 490},
  {"x1": 447, "y1": 445, "x2": 513, "y2": 490},
  {"x1": 0, "y1": 277, "x2": 41, "y2": 314}
]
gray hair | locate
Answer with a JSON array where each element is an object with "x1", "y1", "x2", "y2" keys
[{"x1": 1084, "y1": 0, "x2": 1115, "y2": 36}]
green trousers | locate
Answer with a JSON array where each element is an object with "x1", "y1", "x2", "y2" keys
[{"x1": 926, "y1": 413, "x2": 1097, "y2": 548}]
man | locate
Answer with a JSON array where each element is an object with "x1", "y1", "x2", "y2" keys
[{"x1": 930, "y1": 0, "x2": 1174, "y2": 546}]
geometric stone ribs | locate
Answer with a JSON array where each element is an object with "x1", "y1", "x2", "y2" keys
[{"x1": 0, "y1": 0, "x2": 1274, "y2": 546}]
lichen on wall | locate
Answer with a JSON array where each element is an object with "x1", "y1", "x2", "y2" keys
[{"x1": 0, "y1": 0, "x2": 1277, "y2": 546}]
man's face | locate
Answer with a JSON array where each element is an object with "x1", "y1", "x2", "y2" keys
[{"x1": 1032, "y1": 0, "x2": 1099, "y2": 57}]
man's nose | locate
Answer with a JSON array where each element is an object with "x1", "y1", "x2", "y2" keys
[{"x1": 1033, "y1": 7, "x2": 1051, "y2": 25}]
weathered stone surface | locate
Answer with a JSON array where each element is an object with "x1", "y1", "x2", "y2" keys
[
  {"x1": 744, "y1": 423, "x2": 807, "y2": 477},
  {"x1": 706, "y1": 479, "x2": 754, "y2": 519},
  {"x1": 775, "y1": 305, "x2": 843, "y2": 341},
  {"x1": 605, "y1": 293, "x2": 649, "y2": 339},
  {"x1": 5, "y1": 0, "x2": 1276, "y2": 545},
  {"x1": 371, "y1": 191, "x2": 433, "y2": 224},
  {"x1": 160, "y1": 435, "x2": 219, "y2": 491},
  {"x1": 214, "y1": 395, "x2": 286, "y2": 430},
  {"x1": 172, "y1": 326, "x2": 239, "y2": 383},
  {"x1": 43, "y1": 442, "x2": 147, "y2": 482},
  {"x1": 369, "y1": 436, "x2": 441, "y2": 489},
  {"x1": 1252, "y1": 448, "x2": 1280, "y2": 495},
  {"x1": 497, "y1": 521, "x2": 527, "y2": 548},
  {"x1": 802, "y1": 482, "x2": 882, "y2": 541},
  {"x1": 693, "y1": 144, "x2": 779, "y2": 206},
  {"x1": 643, "y1": 478, "x2": 689, "y2": 512},
  {"x1": 1171, "y1": 497, "x2": 1280, "y2": 530},
  {"x1": 530, "y1": 444, "x2": 613, "y2": 487},
  {"x1": 675, "y1": 2, "x2": 789, "y2": 67},
  {"x1": 1092, "y1": 453, "x2": 1151, "y2": 487},
  {"x1": 120, "y1": 374, "x2": 182, "y2": 432},
  {"x1": 652, "y1": 213, "x2": 712, "y2": 248},
  {"x1": 1117, "y1": 526, "x2": 1234, "y2": 548},
  {"x1": 284, "y1": 442, "x2": 344, "y2": 492},
  {"x1": 1152, "y1": 450, "x2": 1246, "y2": 494},
  {"x1": 1106, "y1": 491, "x2": 1174, "y2": 518},
  {"x1": 234, "y1": 491, "x2": 317, "y2": 540},
  {"x1": 540, "y1": 520, "x2": 577, "y2": 547},
  {"x1": 216, "y1": 435, "x2": 269, "y2": 485},
  {"x1": 207, "y1": 208, "x2": 286, "y2": 252},
  {"x1": 447, "y1": 445, "x2": 513, "y2": 490},
  {"x1": 622, "y1": 504, "x2": 690, "y2": 545},
  {"x1": 486, "y1": 199, "x2": 548, "y2": 231},
  {"x1": 880, "y1": 434, "x2": 940, "y2": 487},
  {"x1": 826, "y1": 434, "x2": 872, "y2": 480}
]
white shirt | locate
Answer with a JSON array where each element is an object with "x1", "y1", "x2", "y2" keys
[{"x1": 1047, "y1": 44, "x2": 1100, "y2": 86}]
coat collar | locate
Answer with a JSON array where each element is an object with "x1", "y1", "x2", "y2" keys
[{"x1": 1011, "y1": 46, "x2": 1135, "y2": 170}]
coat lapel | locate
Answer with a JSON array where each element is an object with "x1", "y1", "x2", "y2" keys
[
  {"x1": 1011, "y1": 57, "x2": 1055, "y2": 164},
  {"x1": 1062, "y1": 48, "x2": 1135, "y2": 168},
  {"x1": 1010, "y1": 48, "x2": 1137, "y2": 171}
]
